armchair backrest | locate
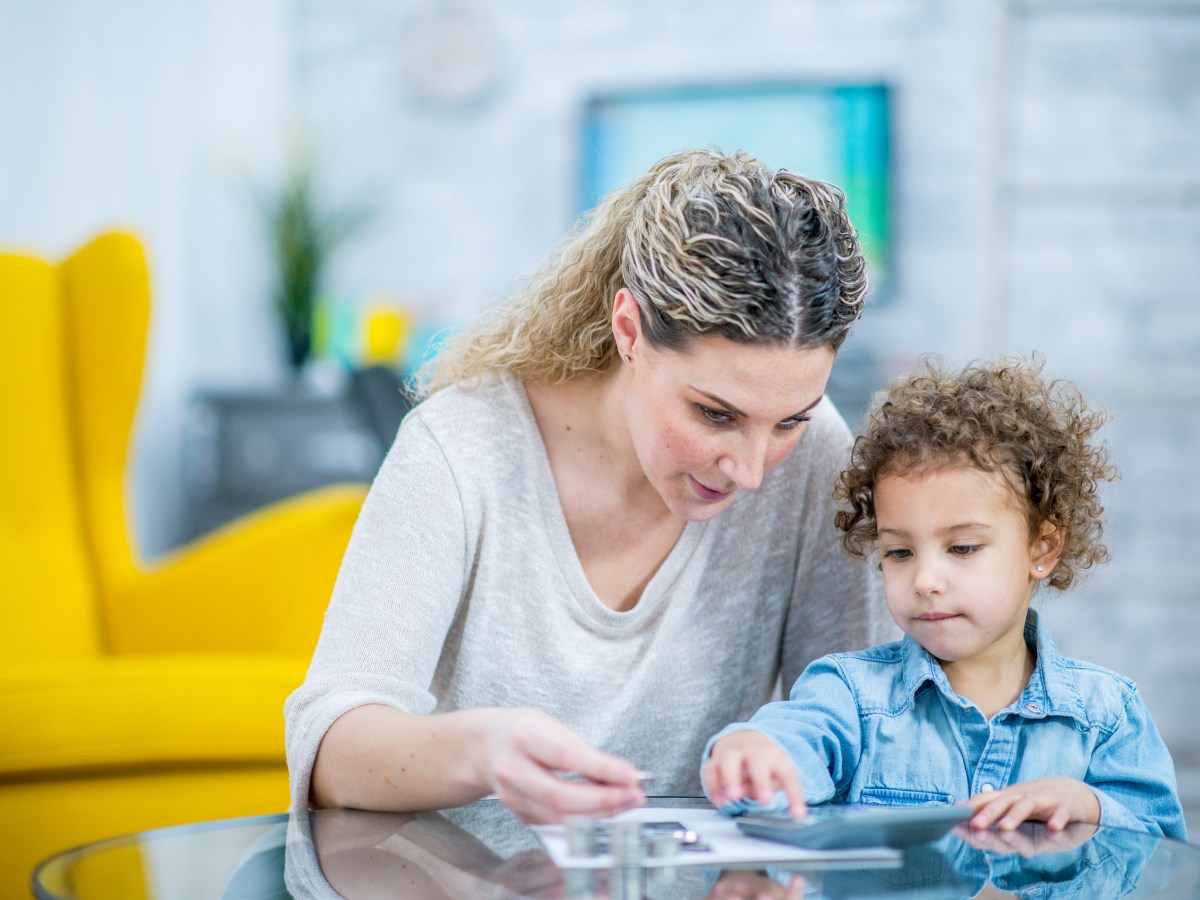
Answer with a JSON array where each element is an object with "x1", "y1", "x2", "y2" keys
[
  {"x1": 0, "y1": 232, "x2": 149, "y2": 661},
  {"x1": 60, "y1": 233, "x2": 148, "y2": 596},
  {"x1": 1, "y1": 245, "x2": 101, "y2": 660}
]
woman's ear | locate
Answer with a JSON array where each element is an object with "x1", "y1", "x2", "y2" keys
[
  {"x1": 1031, "y1": 520, "x2": 1065, "y2": 581},
  {"x1": 611, "y1": 288, "x2": 642, "y2": 361}
]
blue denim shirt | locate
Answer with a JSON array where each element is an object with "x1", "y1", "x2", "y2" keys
[{"x1": 705, "y1": 611, "x2": 1186, "y2": 840}]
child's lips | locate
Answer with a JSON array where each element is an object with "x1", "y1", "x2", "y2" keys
[{"x1": 917, "y1": 612, "x2": 960, "y2": 621}]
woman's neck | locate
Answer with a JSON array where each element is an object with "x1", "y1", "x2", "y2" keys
[
  {"x1": 523, "y1": 369, "x2": 684, "y2": 611},
  {"x1": 526, "y1": 368, "x2": 661, "y2": 508}
]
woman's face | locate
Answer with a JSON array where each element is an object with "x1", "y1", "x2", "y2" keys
[{"x1": 620, "y1": 321, "x2": 835, "y2": 523}]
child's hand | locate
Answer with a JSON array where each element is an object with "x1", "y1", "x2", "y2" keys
[
  {"x1": 965, "y1": 777, "x2": 1101, "y2": 832},
  {"x1": 703, "y1": 730, "x2": 806, "y2": 817}
]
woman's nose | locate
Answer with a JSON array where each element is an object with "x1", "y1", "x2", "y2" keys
[{"x1": 717, "y1": 435, "x2": 769, "y2": 491}]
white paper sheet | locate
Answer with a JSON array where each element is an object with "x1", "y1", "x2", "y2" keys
[{"x1": 534, "y1": 806, "x2": 900, "y2": 869}]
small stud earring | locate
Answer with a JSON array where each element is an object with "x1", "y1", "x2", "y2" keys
[
  {"x1": 1036, "y1": 565, "x2": 1045, "y2": 573},
  {"x1": 623, "y1": 354, "x2": 632, "y2": 364}
]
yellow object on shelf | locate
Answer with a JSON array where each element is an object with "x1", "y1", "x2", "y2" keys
[
  {"x1": 362, "y1": 302, "x2": 413, "y2": 366},
  {"x1": 0, "y1": 232, "x2": 367, "y2": 898}
]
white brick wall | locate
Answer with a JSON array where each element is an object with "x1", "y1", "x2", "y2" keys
[{"x1": 291, "y1": 0, "x2": 1200, "y2": 823}]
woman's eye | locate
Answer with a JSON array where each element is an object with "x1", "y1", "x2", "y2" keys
[
  {"x1": 697, "y1": 405, "x2": 733, "y2": 424},
  {"x1": 776, "y1": 414, "x2": 813, "y2": 432}
]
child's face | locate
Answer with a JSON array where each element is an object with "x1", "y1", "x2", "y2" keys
[{"x1": 874, "y1": 465, "x2": 1049, "y2": 666}]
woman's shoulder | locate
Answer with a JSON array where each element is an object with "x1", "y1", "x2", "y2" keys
[
  {"x1": 408, "y1": 371, "x2": 523, "y2": 426},
  {"x1": 404, "y1": 372, "x2": 529, "y2": 444},
  {"x1": 391, "y1": 372, "x2": 538, "y2": 481}
]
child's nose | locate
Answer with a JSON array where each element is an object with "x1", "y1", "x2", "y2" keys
[{"x1": 912, "y1": 558, "x2": 945, "y2": 596}]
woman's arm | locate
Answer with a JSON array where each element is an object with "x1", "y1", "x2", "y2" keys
[
  {"x1": 286, "y1": 394, "x2": 643, "y2": 822},
  {"x1": 311, "y1": 704, "x2": 644, "y2": 823}
]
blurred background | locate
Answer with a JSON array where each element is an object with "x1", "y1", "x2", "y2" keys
[{"x1": 3, "y1": 0, "x2": 1198, "y2": 833}]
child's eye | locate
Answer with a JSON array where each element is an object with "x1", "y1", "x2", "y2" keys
[
  {"x1": 882, "y1": 548, "x2": 912, "y2": 561},
  {"x1": 697, "y1": 404, "x2": 733, "y2": 424},
  {"x1": 948, "y1": 544, "x2": 980, "y2": 556}
]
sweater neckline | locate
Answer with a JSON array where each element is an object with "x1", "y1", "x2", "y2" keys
[{"x1": 507, "y1": 374, "x2": 708, "y2": 628}]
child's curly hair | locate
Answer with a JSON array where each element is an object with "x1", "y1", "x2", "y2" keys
[{"x1": 833, "y1": 356, "x2": 1118, "y2": 591}]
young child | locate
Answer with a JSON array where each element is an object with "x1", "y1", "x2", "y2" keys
[{"x1": 702, "y1": 357, "x2": 1186, "y2": 839}]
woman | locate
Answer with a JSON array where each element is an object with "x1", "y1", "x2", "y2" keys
[{"x1": 285, "y1": 148, "x2": 890, "y2": 824}]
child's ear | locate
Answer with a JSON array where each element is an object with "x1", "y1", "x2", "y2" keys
[{"x1": 1031, "y1": 520, "x2": 1065, "y2": 581}]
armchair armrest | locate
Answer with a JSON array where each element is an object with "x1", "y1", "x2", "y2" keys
[{"x1": 104, "y1": 484, "x2": 366, "y2": 655}]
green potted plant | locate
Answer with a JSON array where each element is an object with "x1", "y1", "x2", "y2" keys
[{"x1": 262, "y1": 152, "x2": 370, "y2": 372}]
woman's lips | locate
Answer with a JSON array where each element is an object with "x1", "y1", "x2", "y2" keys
[{"x1": 689, "y1": 475, "x2": 732, "y2": 502}]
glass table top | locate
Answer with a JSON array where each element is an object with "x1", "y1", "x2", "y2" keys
[{"x1": 33, "y1": 797, "x2": 1200, "y2": 899}]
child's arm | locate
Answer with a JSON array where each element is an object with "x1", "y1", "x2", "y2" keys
[
  {"x1": 1080, "y1": 685, "x2": 1187, "y2": 839},
  {"x1": 699, "y1": 656, "x2": 864, "y2": 816}
]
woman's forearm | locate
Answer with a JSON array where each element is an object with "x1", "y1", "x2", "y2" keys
[
  {"x1": 310, "y1": 704, "x2": 498, "y2": 811},
  {"x1": 309, "y1": 703, "x2": 645, "y2": 824}
]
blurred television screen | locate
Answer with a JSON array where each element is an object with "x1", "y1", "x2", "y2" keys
[{"x1": 581, "y1": 82, "x2": 892, "y2": 299}]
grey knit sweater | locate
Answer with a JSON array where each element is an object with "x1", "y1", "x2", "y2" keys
[{"x1": 284, "y1": 373, "x2": 889, "y2": 811}]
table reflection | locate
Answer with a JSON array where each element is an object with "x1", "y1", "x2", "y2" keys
[{"x1": 278, "y1": 801, "x2": 1200, "y2": 899}]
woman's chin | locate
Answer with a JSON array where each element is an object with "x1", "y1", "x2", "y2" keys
[{"x1": 667, "y1": 490, "x2": 736, "y2": 522}]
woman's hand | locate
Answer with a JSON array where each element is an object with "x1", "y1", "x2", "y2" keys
[
  {"x1": 702, "y1": 730, "x2": 806, "y2": 817},
  {"x1": 965, "y1": 777, "x2": 1101, "y2": 832},
  {"x1": 476, "y1": 708, "x2": 645, "y2": 824}
]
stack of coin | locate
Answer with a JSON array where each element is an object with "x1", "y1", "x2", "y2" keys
[
  {"x1": 646, "y1": 832, "x2": 680, "y2": 859},
  {"x1": 608, "y1": 820, "x2": 643, "y2": 866},
  {"x1": 565, "y1": 818, "x2": 598, "y2": 857}
]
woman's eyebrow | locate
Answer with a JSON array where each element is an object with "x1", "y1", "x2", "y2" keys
[{"x1": 691, "y1": 387, "x2": 824, "y2": 419}]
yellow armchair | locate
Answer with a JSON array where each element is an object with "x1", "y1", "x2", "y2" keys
[{"x1": 0, "y1": 232, "x2": 367, "y2": 896}]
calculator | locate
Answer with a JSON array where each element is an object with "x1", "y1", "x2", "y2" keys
[{"x1": 736, "y1": 804, "x2": 972, "y2": 849}]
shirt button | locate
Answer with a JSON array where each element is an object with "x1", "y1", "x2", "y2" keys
[
  {"x1": 981, "y1": 783, "x2": 995, "y2": 792},
  {"x1": 1024, "y1": 701, "x2": 1041, "y2": 713}
]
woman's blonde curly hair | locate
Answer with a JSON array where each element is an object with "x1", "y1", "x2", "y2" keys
[
  {"x1": 834, "y1": 356, "x2": 1118, "y2": 591},
  {"x1": 415, "y1": 148, "x2": 868, "y2": 397}
]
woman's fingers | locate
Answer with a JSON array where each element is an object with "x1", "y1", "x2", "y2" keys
[
  {"x1": 498, "y1": 752, "x2": 639, "y2": 823},
  {"x1": 485, "y1": 709, "x2": 642, "y2": 823}
]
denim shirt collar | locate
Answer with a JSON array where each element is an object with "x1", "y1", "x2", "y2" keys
[{"x1": 898, "y1": 608, "x2": 1091, "y2": 724}]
